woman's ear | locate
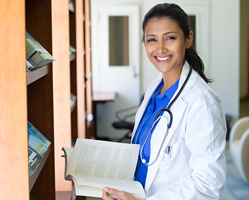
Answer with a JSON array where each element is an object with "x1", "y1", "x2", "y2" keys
[{"x1": 186, "y1": 31, "x2": 194, "y2": 49}]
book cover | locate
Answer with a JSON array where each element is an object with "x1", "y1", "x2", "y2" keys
[
  {"x1": 70, "y1": 45, "x2": 76, "y2": 55},
  {"x1": 26, "y1": 31, "x2": 55, "y2": 67},
  {"x1": 30, "y1": 193, "x2": 38, "y2": 200},
  {"x1": 26, "y1": 59, "x2": 39, "y2": 71},
  {"x1": 70, "y1": 93, "x2": 77, "y2": 108},
  {"x1": 28, "y1": 121, "x2": 51, "y2": 157},
  {"x1": 28, "y1": 146, "x2": 42, "y2": 171}
]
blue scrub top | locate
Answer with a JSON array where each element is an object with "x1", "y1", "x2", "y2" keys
[{"x1": 132, "y1": 78, "x2": 179, "y2": 188}]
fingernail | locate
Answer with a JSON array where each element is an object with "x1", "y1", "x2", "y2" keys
[{"x1": 104, "y1": 187, "x2": 109, "y2": 191}]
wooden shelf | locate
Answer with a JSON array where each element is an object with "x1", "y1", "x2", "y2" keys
[
  {"x1": 56, "y1": 191, "x2": 72, "y2": 200},
  {"x1": 29, "y1": 146, "x2": 51, "y2": 192},
  {"x1": 26, "y1": 65, "x2": 49, "y2": 85},
  {"x1": 70, "y1": 53, "x2": 76, "y2": 62}
]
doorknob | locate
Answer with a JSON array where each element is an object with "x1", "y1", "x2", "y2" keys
[{"x1": 132, "y1": 65, "x2": 137, "y2": 78}]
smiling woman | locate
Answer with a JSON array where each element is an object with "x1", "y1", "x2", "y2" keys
[{"x1": 102, "y1": 3, "x2": 227, "y2": 200}]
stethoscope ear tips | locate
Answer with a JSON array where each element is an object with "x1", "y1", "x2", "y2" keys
[{"x1": 142, "y1": 159, "x2": 146, "y2": 164}]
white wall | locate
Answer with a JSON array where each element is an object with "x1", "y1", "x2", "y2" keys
[
  {"x1": 208, "y1": 0, "x2": 240, "y2": 117},
  {"x1": 91, "y1": 0, "x2": 240, "y2": 118},
  {"x1": 240, "y1": 0, "x2": 249, "y2": 99}
]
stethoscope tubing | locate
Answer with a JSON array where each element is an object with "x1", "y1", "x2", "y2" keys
[{"x1": 140, "y1": 66, "x2": 192, "y2": 166}]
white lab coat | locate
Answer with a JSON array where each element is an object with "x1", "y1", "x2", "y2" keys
[{"x1": 131, "y1": 61, "x2": 227, "y2": 200}]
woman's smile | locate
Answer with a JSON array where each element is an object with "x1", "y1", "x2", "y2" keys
[{"x1": 154, "y1": 55, "x2": 173, "y2": 63}]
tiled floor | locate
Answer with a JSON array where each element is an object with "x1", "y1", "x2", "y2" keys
[{"x1": 220, "y1": 142, "x2": 249, "y2": 200}]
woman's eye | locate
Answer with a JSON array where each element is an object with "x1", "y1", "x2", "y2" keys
[
  {"x1": 147, "y1": 38, "x2": 156, "y2": 42},
  {"x1": 166, "y1": 36, "x2": 176, "y2": 41}
]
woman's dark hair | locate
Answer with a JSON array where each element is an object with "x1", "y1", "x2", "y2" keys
[{"x1": 142, "y1": 3, "x2": 212, "y2": 83}]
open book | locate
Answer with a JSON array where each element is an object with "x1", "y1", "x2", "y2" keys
[{"x1": 62, "y1": 138, "x2": 145, "y2": 199}]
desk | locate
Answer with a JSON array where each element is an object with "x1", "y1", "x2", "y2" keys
[
  {"x1": 92, "y1": 92, "x2": 115, "y2": 140},
  {"x1": 92, "y1": 92, "x2": 115, "y2": 103}
]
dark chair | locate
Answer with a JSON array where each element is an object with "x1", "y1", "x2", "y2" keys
[{"x1": 112, "y1": 95, "x2": 144, "y2": 142}]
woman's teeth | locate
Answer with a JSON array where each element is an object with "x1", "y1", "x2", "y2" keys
[{"x1": 156, "y1": 56, "x2": 171, "y2": 61}]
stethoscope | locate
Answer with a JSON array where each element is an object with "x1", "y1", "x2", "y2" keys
[{"x1": 140, "y1": 66, "x2": 192, "y2": 166}]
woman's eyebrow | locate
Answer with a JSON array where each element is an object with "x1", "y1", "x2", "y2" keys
[
  {"x1": 145, "y1": 31, "x2": 176, "y2": 38},
  {"x1": 145, "y1": 34, "x2": 156, "y2": 38},
  {"x1": 163, "y1": 31, "x2": 176, "y2": 35}
]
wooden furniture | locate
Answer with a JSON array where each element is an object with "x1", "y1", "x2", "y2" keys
[
  {"x1": 0, "y1": 2, "x2": 28, "y2": 199},
  {"x1": 0, "y1": 0, "x2": 92, "y2": 199},
  {"x1": 85, "y1": 0, "x2": 94, "y2": 139},
  {"x1": 70, "y1": 0, "x2": 86, "y2": 142},
  {"x1": 92, "y1": 92, "x2": 116, "y2": 103}
]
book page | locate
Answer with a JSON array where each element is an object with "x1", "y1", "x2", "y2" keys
[
  {"x1": 62, "y1": 147, "x2": 74, "y2": 178},
  {"x1": 72, "y1": 175, "x2": 145, "y2": 199},
  {"x1": 68, "y1": 139, "x2": 140, "y2": 181},
  {"x1": 73, "y1": 174, "x2": 144, "y2": 194}
]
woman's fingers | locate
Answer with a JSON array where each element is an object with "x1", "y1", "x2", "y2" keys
[
  {"x1": 102, "y1": 187, "x2": 137, "y2": 200},
  {"x1": 104, "y1": 187, "x2": 122, "y2": 197},
  {"x1": 102, "y1": 188, "x2": 114, "y2": 200}
]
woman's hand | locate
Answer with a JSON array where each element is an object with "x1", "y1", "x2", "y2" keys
[{"x1": 102, "y1": 187, "x2": 139, "y2": 200}]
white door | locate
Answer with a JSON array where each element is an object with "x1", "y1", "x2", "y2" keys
[
  {"x1": 91, "y1": 4, "x2": 140, "y2": 139},
  {"x1": 175, "y1": 1, "x2": 210, "y2": 76}
]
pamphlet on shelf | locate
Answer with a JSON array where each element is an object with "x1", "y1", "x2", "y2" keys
[
  {"x1": 70, "y1": 45, "x2": 76, "y2": 55},
  {"x1": 61, "y1": 138, "x2": 145, "y2": 199},
  {"x1": 26, "y1": 59, "x2": 39, "y2": 71},
  {"x1": 28, "y1": 121, "x2": 51, "y2": 157},
  {"x1": 28, "y1": 146, "x2": 42, "y2": 171},
  {"x1": 26, "y1": 31, "x2": 55, "y2": 67},
  {"x1": 29, "y1": 166, "x2": 34, "y2": 178},
  {"x1": 30, "y1": 193, "x2": 38, "y2": 200},
  {"x1": 70, "y1": 93, "x2": 77, "y2": 108},
  {"x1": 69, "y1": 0, "x2": 75, "y2": 12}
]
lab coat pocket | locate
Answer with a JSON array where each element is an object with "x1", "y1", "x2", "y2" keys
[
  {"x1": 162, "y1": 140, "x2": 181, "y2": 162},
  {"x1": 162, "y1": 145, "x2": 173, "y2": 161},
  {"x1": 158, "y1": 140, "x2": 188, "y2": 182}
]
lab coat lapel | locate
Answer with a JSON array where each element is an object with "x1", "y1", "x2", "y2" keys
[
  {"x1": 145, "y1": 62, "x2": 196, "y2": 191},
  {"x1": 131, "y1": 74, "x2": 163, "y2": 141}
]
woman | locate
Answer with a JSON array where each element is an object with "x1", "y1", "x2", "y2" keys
[{"x1": 103, "y1": 3, "x2": 226, "y2": 200}]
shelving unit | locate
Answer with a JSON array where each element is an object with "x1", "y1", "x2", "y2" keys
[
  {"x1": 0, "y1": 0, "x2": 92, "y2": 199},
  {"x1": 69, "y1": 0, "x2": 86, "y2": 142},
  {"x1": 27, "y1": 65, "x2": 49, "y2": 85},
  {"x1": 84, "y1": 0, "x2": 95, "y2": 139},
  {"x1": 29, "y1": 146, "x2": 51, "y2": 191}
]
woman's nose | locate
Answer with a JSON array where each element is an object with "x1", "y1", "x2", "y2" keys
[{"x1": 156, "y1": 41, "x2": 167, "y2": 54}]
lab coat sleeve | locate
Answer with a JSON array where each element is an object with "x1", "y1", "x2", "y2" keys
[{"x1": 146, "y1": 96, "x2": 227, "y2": 200}]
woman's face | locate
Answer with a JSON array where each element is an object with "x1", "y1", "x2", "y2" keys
[{"x1": 144, "y1": 17, "x2": 193, "y2": 76}]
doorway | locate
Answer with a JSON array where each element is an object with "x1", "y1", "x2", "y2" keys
[
  {"x1": 239, "y1": 0, "x2": 249, "y2": 118},
  {"x1": 91, "y1": 3, "x2": 140, "y2": 139}
]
